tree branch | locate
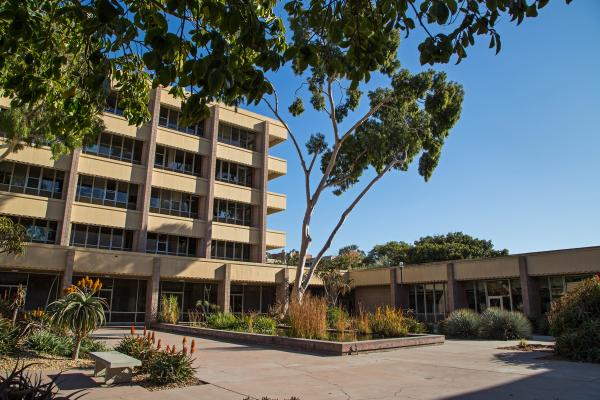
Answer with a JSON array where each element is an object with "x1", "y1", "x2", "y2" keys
[{"x1": 301, "y1": 154, "x2": 405, "y2": 290}]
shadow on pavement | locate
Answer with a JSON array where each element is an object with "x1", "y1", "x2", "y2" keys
[{"x1": 50, "y1": 372, "x2": 100, "y2": 391}]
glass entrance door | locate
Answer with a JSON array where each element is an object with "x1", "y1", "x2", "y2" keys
[{"x1": 487, "y1": 296, "x2": 504, "y2": 309}]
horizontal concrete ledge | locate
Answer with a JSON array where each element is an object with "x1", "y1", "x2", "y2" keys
[{"x1": 152, "y1": 323, "x2": 445, "y2": 356}]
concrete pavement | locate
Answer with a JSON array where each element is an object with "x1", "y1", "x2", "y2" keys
[{"x1": 48, "y1": 327, "x2": 600, "y2": 400}]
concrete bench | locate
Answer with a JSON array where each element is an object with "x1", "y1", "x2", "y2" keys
[{"x1": 89, "y1": 351, "x2": 142, "y2": 385}]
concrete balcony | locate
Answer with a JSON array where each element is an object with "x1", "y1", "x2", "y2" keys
[
  {"x1": 266, "y1": 192, "x2": 286, "y2": 214},
  {"x1": 266, "y1": 229, "x2": 286, "y2": 250},
  {"x1": 156, "y1": 126, "x2": 211, "y2": 155},
  {"x1": 78, "y1": 154, "x2": 146, "y2": 184},
  {"x1": 147, "y1": 213, "x2": 206, "y2": 238},
  {"x1": 0, "y1": 192, "x2": 65, "y2": 220},
  {"x1": 0, "y1": 140, "x2": 71, "y2": 170},
  {"x1": 102, "y1": 113, "x2": 147, "y2": 140},
  {"x1": 71, "y1": 202, "x2": 142, "y2": 230},
  {"x1": 216, "y1": 143, "x2": 262, "y2": 167},
  {"x1": 214, "y1": 181, "x2": 262, "y2": 205},
  {"x1": 212, "y1": 222, "x2": 260, "y2": 244},
  {"x1": 267, "y1": 156, "x2": 286, "y2": 180},
  {"x1": 152, "y1": 169, "x2": 209, "y2": 195}
]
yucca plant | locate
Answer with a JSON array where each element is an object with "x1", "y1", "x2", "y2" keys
[{"x1": 49, "y1": 287, "x2": 107, "y2": 360}]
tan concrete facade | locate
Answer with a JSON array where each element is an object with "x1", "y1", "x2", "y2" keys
[
  {"x1": 0, "y1": 88, "x2": 292, "y2": 321},
  {"x1": 350, "y1": 246, "x2": 600, "y2": 320}
]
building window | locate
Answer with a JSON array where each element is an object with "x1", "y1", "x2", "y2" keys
[
  {"x1": 3, "y1": 215, "x2": 57, "y2": 244},
  {"x1": 83, "y1": 132, "x2": 143, "y2": 164},
  {"x1": 75, "y1": 174, "x2": 138, "y2": 210},
  {"x1": 211, "y1": 240, "x2": 250, "y2": 262},
  {"x1": 0, "y1": 162, "x2": 64, "y2": 199},
  {"x1": 105, "y1": 92, "x2": 124, "y2": 116},
  {"x1": 146, "y1": 232, "x2": 197, "y2": 257},
  {"x1": 69, "y1": 224, "x2": 134, "y2": 251},
  {"x1": 213, "y1": 199, "x2": 251, "y2": 226},
  {"x1": 408, "y1": 282, "x2": 447, "y2": 323},
  {"x1": 158, "y1": 106, "x2": 204, "y2": 137},
  {"x1": 218, "y1": 123, "x2": 256, "y2": 151},
  {"x1": 538, "y1": 274, "x2": 592, "y2": 314},
  {"x1": 158, "y1": 281, "x2": 218, "y2": 321},
  {"x1": 230, "y1": 285, "x2": 276, "y2": 314},
  {"x1": 215, "y1": 160, "x2": 252, "y2": 188},
  {"x1": 0, "y1": 272, "x2": 61, "y2": 312},
  {"x1": 149, "y1": 188, "x2": 199, "y2": 219},
  {"x1": 154, "y1": 145, "x2": 201, "y2": 176}
]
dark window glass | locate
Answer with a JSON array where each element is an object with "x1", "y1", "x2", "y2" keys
[
  {"x1": 213, "y1": 199, "x2": 251, "y2": 226},
  {"x1": 154, "y1": 145, "x2": 201, "y2": 177},
  {"x1": 0, "y1": 162, "x2": 63, "y2": 198},
  {"x1": 218, "y1": 123, "x2": 257, "y2": 151},
  {"x1": 211, "y1": 240, "x2": 250, "y2": 261},
  {"x1": 158, "y1": 106, "x2": 204, "y2": 137},
  {"x1": 69, "y1": 224, "x2": 133, "y2": 251},
  {"x1": 105, "y1": 92, "x2": 124, "y2": 115},
  {"x1": 146, "y1": 232, "x2": 196, "y2": 257},
  {"x1": 75, "y1": 174, "x2": 137, "y2": 210},
  {"x1": 149, "y1": 188, "x2": 199, "y2": 218},
  {"x1": 83, "y1": 132, "x2": 143, "y2": 165},
  {"x1": 215, "y1": 160, "x2": 253, "y2": 188},
  {"x1": 3, "y1": 216, "x2": 58, "y2": 244}
]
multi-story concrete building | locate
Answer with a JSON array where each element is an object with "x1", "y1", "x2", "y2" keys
[{"x1": 0, "y1": 87, "x2": 296, "y2": 323}]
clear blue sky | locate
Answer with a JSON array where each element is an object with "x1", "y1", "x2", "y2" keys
[{"x1": 248, "y1": 1, "x2": 600, "y2": 256}]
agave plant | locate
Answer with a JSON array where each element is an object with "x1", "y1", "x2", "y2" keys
[{"x1": 49, "y1": 287, "x2": 107, "y2": 360}]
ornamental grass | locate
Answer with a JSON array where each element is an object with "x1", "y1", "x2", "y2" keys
[{"x1": 288, "y1": 293, "x2": 328, "y2": 340}]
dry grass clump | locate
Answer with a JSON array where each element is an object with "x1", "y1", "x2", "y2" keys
[
  {"x1": 353, "y1": 305, "x2": 372, "y2": 335},
  {"x1": 288, "y1": 293, "x2": 328, "y2": 339},
  {"x1": 369, "y1": 306, "x2": 409, "y2": 337}
]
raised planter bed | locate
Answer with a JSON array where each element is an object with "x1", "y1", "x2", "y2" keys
[{"x1": 151, "y1": 323, "x2": 445, "y2": 355}]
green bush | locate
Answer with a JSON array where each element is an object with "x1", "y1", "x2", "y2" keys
[
  {"x1": 206, "y1": 312, "x2": 238, "y2": 330},
  {"x1": 369, "y1": 307, "x2": 408, "y2": 337},
  {"x1": 405, "y1": 317, "x2": 427, "y2": 334},
  {"x1": 439, "y1": 309, "x2": 481, "y2": 339},
  {"x1": 548, "y1": 276, "x2": 600, "y2": 362},
  {"x1": 548, "y1": 276, "x2": 600, "y2": 337},
  {"x1": 251, "y1": 315, "x2": 277, "y2": 335},
  {"x1": 115, "y1": 335, "x2": 156, "y2": 372},
  {"x1": 148, "y1": 350, "x2": 195, "y2": 385},
  {"x1": 554, "y1": 320, "x2": 600, "y2": 363},
  {"x1": 327, "y1": 307, "x2": 348, "y2": 329},
  {"x1": 0, "y1": 317, "x2": 21, "y2": 355},
  {"x1": 80, "y1": 336, "x2": 108, "y2": 355},
  {"x1": 26, "y1": 330, "x2": 72, "y2": 357},
  {"x1": 478, "y1": 308, "x2": 532, "y2": 340}
]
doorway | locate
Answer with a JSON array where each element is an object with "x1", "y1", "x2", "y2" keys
[{"x1": 487, "y1": 296, "x2": 504, "y2": 309}]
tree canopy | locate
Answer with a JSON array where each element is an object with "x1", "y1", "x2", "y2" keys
[{"x1": 364, "y1": 232, "x2": 508, "y2": 266}]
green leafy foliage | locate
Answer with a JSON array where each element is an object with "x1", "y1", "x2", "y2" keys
[
  {"x1": 0, "y1": 362, "x2": 77, "y2": 400},
  {"x1": 548, "y1": 276, "x2": 600, "y2": 362},
  {"x1": 0, "y1": 216, "x2": 27, "y2": 255},
  {"x1": 369, "y1": 307, "x2": 419, "y2": 338},
  {"x1": 478, "y1": 308, "x2": 532, "y2": 340},
  {"x1": 115, "y1": 335, "x2": 156, "y2": 372},
  {"x1": 0, "y1": 317, "x2": 21, "y2": 355},
  {"x1": 365, "y1": 233, "x2": 508, "y2": 266},
  {"x1": 206, "y1": 312, "x2": 238, "y2": 330},
  {"x1": 26, "y1": 330, "x2": 72, "y2": 357},
  {"x1": 439, "y1": 309, "x2": 481, "y2": 339},
  {"x1": 159, "y1": 295, "x2": 180, "y2": 324},
  {"x1": 49, "y1": 287, "x2": 107, "y2": 360},
  {"x1": 148, "y1": 350, "x2": 195, "y2": 386}
]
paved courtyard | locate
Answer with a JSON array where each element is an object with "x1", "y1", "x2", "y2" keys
[{"x1": 47, "y1": 327, "x2": 600, "y2": 400}]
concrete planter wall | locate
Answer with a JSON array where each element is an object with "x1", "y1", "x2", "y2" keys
[{"x1": 152, "y1": 323, "x2": 445, "y2": 355}]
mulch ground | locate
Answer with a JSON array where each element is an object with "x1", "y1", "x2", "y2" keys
[
  {"x1": 130, "y1": 374, "x2": 206, "y2": 391},
  {"x1": 0, "y1": 350, "x2": 93, "y2": 371},
  {"x1": 498, "y1": 343, "x2": 554, "y2": 352}
]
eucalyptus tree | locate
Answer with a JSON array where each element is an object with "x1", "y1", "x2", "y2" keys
[{"x1": 0, "y1": 0, "x2": 571, "y2": 302}]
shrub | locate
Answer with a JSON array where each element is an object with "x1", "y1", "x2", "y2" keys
[
  {"x1": 478, "y1": 308, "x2": 532, "y2": 340},
  {"x1": 369, "y1": 307, "x2": 409, "y2": 337},
  {"x1": 80, "y1": 336, "x2": 108, "y2": 355},
  {"x1": 206, "y1": 312, "x2": 238, "y2": 330},
  {"x1": 548, "y1": 276, "x2": 600, "y2": 337},
  {"x1": 327, "y1": 307, "x2": 350, "y2": 332},
  {"x1": 405, "y1": 317, "x2": 427, "y2": 334},
  {"x1": 548, "y1": 276, "x2": 600, "y2": 362},
  {"x1": 0, "y1": 317, "x2": 21, "y2": 355},
  {"x1": 288, "y1": 294, "x2": 328, "y2": 339},
  {"x1": 148, "y1": 349, "x2": 195, "y2": 386},
  {"x1": 27, "y1": 330, "x2": 72, "y2": 357},
  {"x1": 252, "y1": 315, "x2": 277, "y2": 335},
  {"x1": 554, "y1": 319, "x2": 600, "y2": 363},
  {"x1": 159, "y1": 295, "x2": 180, "y2": 324},
  {"x1": 0, "y1": 362, "x2": 74, "y2": 400},
  {"x1": 439, "y1": 309, "x2": 481, "y2": 339},
  {"x1": 115, "y1": 335, "x2": 156, "y2": 372}
]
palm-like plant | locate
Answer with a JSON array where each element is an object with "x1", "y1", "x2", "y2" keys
[{"x1": 49, "y1": 287, "x2": 107, "y2": 360}]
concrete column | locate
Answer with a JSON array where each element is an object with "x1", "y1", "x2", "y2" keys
[
  {"x1": 217, "y1": 263, "x2": 231, "y2": 312},
  {"x1": 59, "y1": 149, "x2": 81, "y2": 245},
  {"x1": 61, "y1": 249, "x2": 75, "y2": 292},
  {"x1": 145, "y1": 257, "x2": 161, "y2": 324},
  {"x1": 203, "y1": 105, "x2": 220, "y2": 258},
  {"x1": 136, "y1": 88, "x2": 161, "y2": 252},
  {"x1": 276, "y1": 267, "x2": 290, "y2": 308},
  {"x1": 391, "y1": 267, "x2": 410, "y2": 310},
  {"x1": 519, "y1": 256, "x2": 541, "y2": 319},
  {"x1": 446, "y1": 263, "x2": 468, "y2": 312},
  {"x1": 256, "y1": 121, "x2": 270, "y2": 263}
]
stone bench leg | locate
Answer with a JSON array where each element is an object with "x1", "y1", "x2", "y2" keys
[
  {"x1": 93, "y1": 361, "x2": 107, "y2": 377},
  {"x1": 105, "y1": 367, "x2": 134, "y2": 385}
]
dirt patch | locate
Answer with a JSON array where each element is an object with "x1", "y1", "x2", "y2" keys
[
  {"x1": 498, "y1": 344, "x2": 554, "y2": 352},
  {"x1": 0, "y1": 350, "x2": 93, "y2": 371}
]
